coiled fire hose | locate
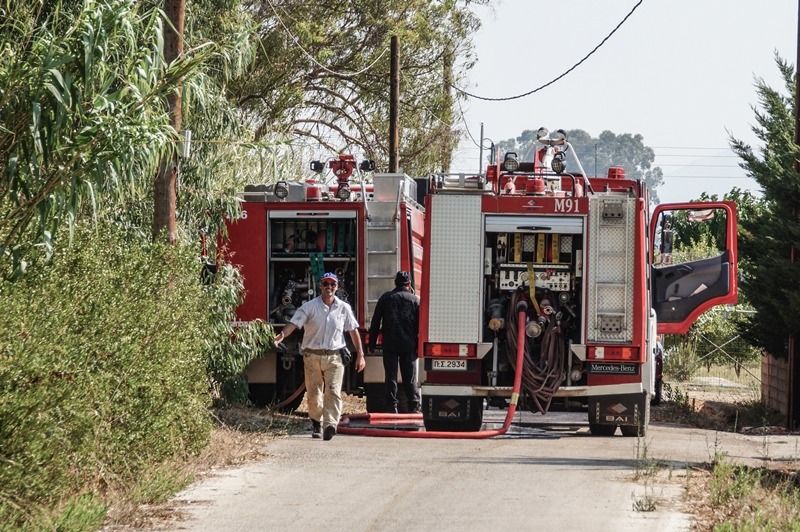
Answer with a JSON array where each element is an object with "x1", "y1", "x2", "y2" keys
[{"x1": 505, "y1": 290, "x2": 566, "y2": 415}]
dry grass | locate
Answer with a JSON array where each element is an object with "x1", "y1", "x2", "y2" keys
[
  {"x1": 683, "y1": 462, "x2": 800, "y2": 531},
  {"x1": 101, "y1": 394, "x2": 368, "y2": 530}
]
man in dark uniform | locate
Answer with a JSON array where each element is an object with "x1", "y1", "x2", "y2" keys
[{"x1": 368, "y1": 271, "x2": 421, "y2": 414}]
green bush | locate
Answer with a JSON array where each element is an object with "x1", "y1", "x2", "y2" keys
[
  {"x1": 203, "y1": 262, "x2": 274, "y2": 405},
  {"x1": 0, "y1": 223, "x2": 214, "y2": 527}
]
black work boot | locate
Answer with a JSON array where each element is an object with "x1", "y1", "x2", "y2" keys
[
  {"x1": 311, "y1": 420, "x2": 322, "y2": 439},
  {"x1": 409, "y1": 401, "x2": 421, "y2": 414},
  {"x1": 323, "y1": 425, "x2": 336, "y2": 441}
]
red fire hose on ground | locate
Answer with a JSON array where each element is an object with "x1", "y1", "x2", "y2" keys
[{"x1": 336, "y1": 303, "x2": 528, "y2": 439}]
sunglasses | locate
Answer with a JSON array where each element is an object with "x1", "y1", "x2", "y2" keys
[{"x1": 321, "y1": 281, "x2": 337, "y2": 287}]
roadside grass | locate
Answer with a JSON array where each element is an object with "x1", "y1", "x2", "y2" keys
[
  {"x1": 646, "y1": 383, "x2": 800, "y2": 529},
  {"x1": 685, "y1": 455, "x2": 800, "y2": 531},
  {"x1": 101, "y1": 406, "x2": 307, "y2": 529},
  {"x1": 101, "y1": 396, "x2": 370, "y2": 529}
]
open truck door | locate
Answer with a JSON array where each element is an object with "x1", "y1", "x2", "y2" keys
[{"x1": 651, "y1": 201, "x2": 738, "y2": 334}]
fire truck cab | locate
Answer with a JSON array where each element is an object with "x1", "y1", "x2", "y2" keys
[
  {"x1": 419, "y1": 129, "x2": 737, "y2": 436},
  {"x1": 221, "y1": 155, "x2": 425, "y2": 411}
]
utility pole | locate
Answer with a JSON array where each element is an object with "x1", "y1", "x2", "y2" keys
[
  {"x1": 153, "y1": 0, "x2": 185, "y2": 244},
  {"x1": 389, "y1": 36, "x2": 400, "y2": 173},
  {"x1": 441, "y1": 46, "x2": 453, "y2": 173}
]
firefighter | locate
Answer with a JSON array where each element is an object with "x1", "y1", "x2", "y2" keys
[
  {"x1": 368, "y1": 271, "x2": 421, "y2": 414},
  {"x1": 273, "y1": 272, "x2": 366, "y2": 440}
]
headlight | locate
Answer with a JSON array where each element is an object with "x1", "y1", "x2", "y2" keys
[
  {"x1": 551, "y1": 154, "x2": 565, "y2": 174},
  {"x1": 336, "y1": 183, "x2": 351, "y2": 200},
  {"x1": 274, "y1": 181, "x2": 289, "y2": 199},
  {"x1": 503, "y1": 152, "x2": 519, "y2": 172}
]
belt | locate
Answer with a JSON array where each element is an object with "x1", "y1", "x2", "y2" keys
[{"x1": 304, "y1": 348, "x2": 339, "y2": 356}]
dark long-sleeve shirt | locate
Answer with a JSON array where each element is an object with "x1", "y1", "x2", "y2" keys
[{"x1": 368, "y1": 287, "x2": 419, "y2": 355}]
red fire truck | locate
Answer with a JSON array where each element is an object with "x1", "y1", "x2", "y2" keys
[
  {"x1": 418, "y1": 128, "x2": 738, "y2": 436},
  {"x1": 221, "y1": 155, "x2": 425, "y2": 411}
]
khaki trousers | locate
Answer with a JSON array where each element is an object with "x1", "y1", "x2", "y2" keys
[{"x1": 303, "y1": 350, "x2": 344, "y2": 429}]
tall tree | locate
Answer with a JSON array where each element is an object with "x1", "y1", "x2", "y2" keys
[
  {"x1": 496, "y1": 128, "x2": 665, "y2": 203},
  {"x1": 729, "y1": 55, "x2": 800, "y2": 360},
  {"x1": 231, "y1": 0, "x2": 486, "y2": 176},
  {"x1": 0, "y1": 1, "x2": 251, "y2": 276}
]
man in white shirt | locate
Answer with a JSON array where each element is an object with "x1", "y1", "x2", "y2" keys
[{"x1": 273, "y1": 272, "x2": 365, "y2": 440}]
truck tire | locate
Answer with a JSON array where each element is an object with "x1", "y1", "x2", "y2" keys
[
  {"x1": 248, "y1": 383, "x2": 305, "y2": 412},
  {"x1": 365, "y1": 383, "x2": 411, "y2": 413},
  {"x1": 620, "y1": 399, "x2": 650, "y2": 437},
  {"x1": 422, "y1": 416, "x2": 483, "y2": 433},
  {"x1": 589, "y1": 423, "x2": 617, "y2": 436}
]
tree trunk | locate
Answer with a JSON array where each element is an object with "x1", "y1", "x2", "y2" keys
[{"x1": 153, "y1": 0, "x2": 185, "y2": 244}]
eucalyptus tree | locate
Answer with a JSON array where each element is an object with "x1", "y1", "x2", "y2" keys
[
  {"x1": 0, "y1": 1, "x2": 255, "y2": 277},
  {"x1": 233, "y1": 0, "x2": 487, "y2": 176}
]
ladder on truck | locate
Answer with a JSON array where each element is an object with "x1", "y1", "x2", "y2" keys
[
  {"x1": 364, "y1": 198, "x2": 401, "y2": 329},
  {"x1": 586, "y1": 195, "x2": 636, "y2": 343}
]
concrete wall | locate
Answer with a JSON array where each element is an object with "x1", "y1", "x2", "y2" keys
[{"x1": 762, "y1": 353, "x2": 789, "y2": 419}]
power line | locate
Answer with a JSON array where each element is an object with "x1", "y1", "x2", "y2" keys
[
  {"x1": 657, "y1": 164, "x2": 741, "y2": 168},
  {"x1": 660, "y1": 175, "x2": 755, "y2": 179},
  {"x1": 451, "y1": 0, "x2": 644, "y2": 101},
  {"x1": 264, "y1": 0, "x2": 388, "y2": 78}
]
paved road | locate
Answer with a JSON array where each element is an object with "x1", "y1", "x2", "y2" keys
[{"x1": 170, "y1": 411, "x2": 800, "y2": 532}]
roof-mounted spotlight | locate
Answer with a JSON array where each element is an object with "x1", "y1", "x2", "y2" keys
[
  {"x1": 359, "y1": 159, "x2": 376, "y2": 172},
  {"x1": 503, "y1": 152, "x2": 520, "y2": 172},
  {"x1": 536, "y1": 127, "x2": 549, "y2": 139},
  {"x1": 310, "y1": 160, "x2": 325, "y2": 173},
  {"x1": 551, "y1": 153, "x2": 565, "y2": 175},
  {"x1": 553, "y1": 129, "x2": 568, "y2": 142},
  {"x1": 274, "y1": 180, "x2": 289, "y2": 199},
  {"x1": 336, "y1": 182, "x2": 351, "y2": 200}
]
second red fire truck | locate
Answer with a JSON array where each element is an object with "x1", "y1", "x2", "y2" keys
[{"x1": 221, "y1": 155, "x2": 425, "y2": 411}]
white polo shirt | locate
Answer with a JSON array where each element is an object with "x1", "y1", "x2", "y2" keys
[{"x1": 289, "y1": 296, "x2": 359, "y2": 351}]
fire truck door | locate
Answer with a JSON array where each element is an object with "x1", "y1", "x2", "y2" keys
[{"x1": 650, "y1": 201, "x2": 738, "y2": 334}]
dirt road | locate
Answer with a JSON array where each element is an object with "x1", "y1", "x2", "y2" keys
[{"x1": 167, "y1": 410, "x2": 800, "y2": 532}]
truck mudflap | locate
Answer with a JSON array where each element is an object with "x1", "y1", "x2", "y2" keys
[
  {"x1": 422, "y1": 394, "x2": 484, "y2": 432},
  {"x1": 588, "y1": 391, "x2": 649, "y2": 437}
]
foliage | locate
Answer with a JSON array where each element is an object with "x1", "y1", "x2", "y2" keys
[
  {"x1": 729, "y1": 54, "x2": 800, "y2": 359},
  {"x1": 667, "y1": 188, "x2": 766, "y2": 254},
  {"x1": 495, "y1": 128, "x2": 664, "y2": 202},
  {"x1": 204, "y1": 261, "x2": 275, "y2": 404},
  {"x1": 0, "y1": 0, "x2": 263, "y2": 278},
  {"x1": 0, "y1": 1, "x2": 207, "y2": 276},
  {"x1": 0, "y1": 221, "x2": 213, "y2": 528},
  {"x1": 231, "y1": 0, "x2": 488, "y2": 176}
]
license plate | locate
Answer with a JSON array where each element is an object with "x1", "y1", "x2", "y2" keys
[{"x1": 432, "y1": 359, "x2": 468, "y2": 371}]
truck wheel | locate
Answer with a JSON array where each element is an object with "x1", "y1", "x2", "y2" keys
[
  {"x1": 248, "y1": 383, "x2": 277, "y2": 408},
  {"x1": 423, "y1": 416, "x2": 483, "y2": 433},
  {"x1": 364, "y1": 383, "x2": 389, "y2": 413},
  {"x1": 248, "y1": 383, "x2": 305, "y2": 412},
  {"x1": 589, "y1": 423, "x2": 617, "y2": 436},
  {"x1": 365, "y1": 383, "x2": 411, "y2": 413},
  {"x1": 620, "y1": 400, "x2": 650, "y2": 437},
  {"x1": 275, "y1": 386, "x2": 305, "y2": 413},
  {"x1": 620, "y1": 424, "x2": 646, "y2": 437}
]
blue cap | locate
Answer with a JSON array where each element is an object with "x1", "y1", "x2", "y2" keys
[{"x1": 321, "y1": 272, "x2": 339, "y2": 284}]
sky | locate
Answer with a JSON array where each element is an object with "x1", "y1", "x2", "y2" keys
[{"x1": 450, "y1": 0, "x2": 798, "y2": 204}]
